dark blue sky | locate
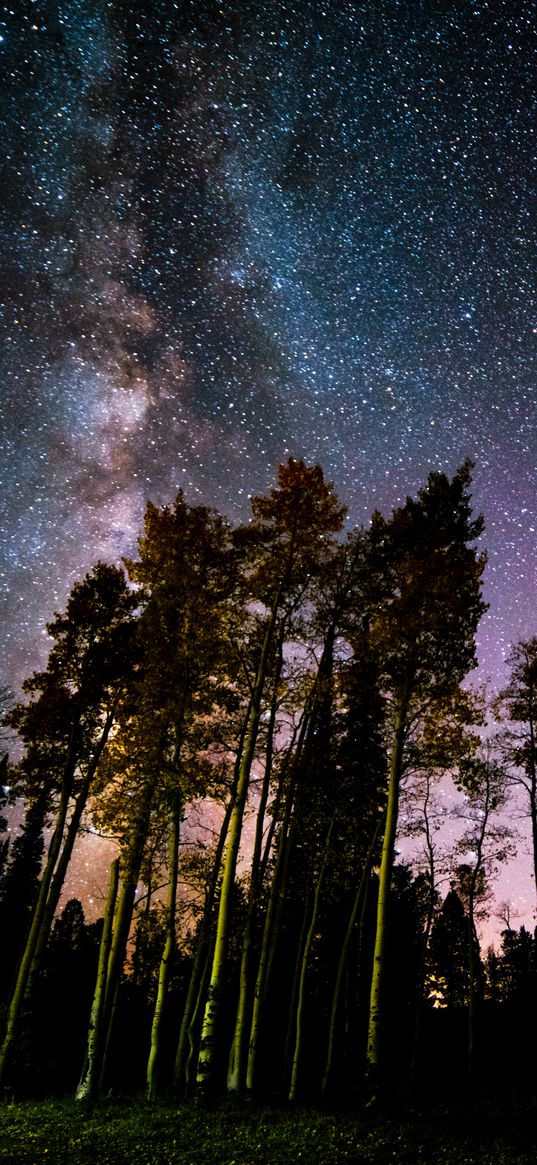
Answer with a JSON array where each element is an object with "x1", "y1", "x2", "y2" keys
[
  {"x1": 2, "y1": 0, "x2": 537, "y2": 940},
  {"x1": 2, "y1": 0, "x2": 537, "y2": 697}
]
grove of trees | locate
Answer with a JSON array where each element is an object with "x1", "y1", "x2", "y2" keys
[{"x1": 1, "y1": 458, "x2": 536, "y2": 1104}]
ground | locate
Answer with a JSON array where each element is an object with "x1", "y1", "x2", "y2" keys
[{"x1": 1, "y1": 1094, "x2": 536, "y2": 1164}]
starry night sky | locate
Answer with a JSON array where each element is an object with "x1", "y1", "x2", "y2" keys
[{"x1": 1, "y1": 2, "x2": 537, "y2": 925}]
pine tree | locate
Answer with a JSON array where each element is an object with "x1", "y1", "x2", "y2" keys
[{"x1": 428, "y1": 888, "x2": 472, "y2": 1008}]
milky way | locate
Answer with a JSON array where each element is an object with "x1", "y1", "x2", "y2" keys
[
  {"x1": 2, "y1": 0, "x2": 537, "y2": 937},
  {"x1": 2, "y1": 0, "x2": 537, "y2": 693}
]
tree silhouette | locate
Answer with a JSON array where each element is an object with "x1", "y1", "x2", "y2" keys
[{"x1": 365, "y1": 464, "x2": 486, "y2": 1093}]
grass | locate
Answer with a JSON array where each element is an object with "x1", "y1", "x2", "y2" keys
[{"x1": 1, "y1": 1093, "x2": 537, "y2": 1165}]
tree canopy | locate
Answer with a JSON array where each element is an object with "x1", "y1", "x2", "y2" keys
[{"x1": 2, "y1": 457, "x2": 532, "y2": 1106}]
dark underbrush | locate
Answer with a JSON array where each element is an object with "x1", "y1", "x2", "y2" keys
[{"x1": 2, "y1": 1091, "x2": 537, "y2": 1165}]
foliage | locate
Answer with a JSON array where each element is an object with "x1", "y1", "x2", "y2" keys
[
  {"x1": 1, "y1": 459, "x2": 527, "y2": 1105},
  {"x1": 366, "y1": 461, "x2": 487, "y2": 701}
]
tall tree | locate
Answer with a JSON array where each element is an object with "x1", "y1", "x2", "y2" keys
[
  {"x1": 173, "y1": 789, "x2": 238, "y2": 1095},
  {"x1": 244, "y1": 680, "x2": 317, "y2": 1093},
  {"x1": 321, "y1": 650, "x2": 387, "y2": 1096},
  {"x1": 496, "y1": 638, "x2": 537, "y2": 903},
  {"x1": 75, "y1": 859, "x2": 119, "y2": 1102},
  {"x1": 0, "y1": 791, "x2": 47, "y2": 997},
  {"x1": 364, "y1": 464, "x2": 487, "y2": 1093},
  {"x1": 225, "y1": 623, "x2": 287, "y2": 1095},
  {"x1": 495, "y1": 924, "x2": 537, "y2": 1008},
  {"x1": 197, "y1": 459, "x2": 345, "y2": 1094},
  {"x1": 244, "y1": 537, "x2": 386, "y2": 1097},
  {"x1": 454, "y1": 749, "x2": 514, "y2": 1076},
  {"x1": 428, "y1": 887, "x2": 472, "y2": 1008},
  {"x1": 0, "y1": 563, "x2": 136, "y2": 1087},
  {"x1": 398, "y1": 687, "x2": 483, "y2": 1074},
  {"x1": 146, "y1": 793, "x2": 181, "y2": 1101},
  {"x1": 77, "y1": 492, "x2": 239, "y2": 1100},
  {"x1": 284, "y1": 634, "x2": 385, "y2": 1099}
]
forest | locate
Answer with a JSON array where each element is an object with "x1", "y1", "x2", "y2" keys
[{"x1": 2, "y1": 458, "x2": 537, "y2": 1160}]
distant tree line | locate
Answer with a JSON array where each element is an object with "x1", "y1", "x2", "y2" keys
[{"x1": 1, "y1": 458, "x2": 536, "y2": 1103}]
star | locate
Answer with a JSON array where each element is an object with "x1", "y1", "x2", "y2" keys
[{"x1": 1, "y1": 0, "x2": 537, "y2": 943}]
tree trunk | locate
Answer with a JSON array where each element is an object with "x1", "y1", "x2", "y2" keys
[
  {"x1": 245, "y1": 624, "x2": 338, "y2": 1094},
  {"x1": 146, "y1": 798, "x2": 181, "y2": 1100},
  {"x1": 288, "y1": 818, "x2": 334, "y2": 1101},
  {"x1": 282, "y1": 886, "x2": 312, "y2": 1088},
  {"x1": 173, "y1": 772, "x2": 237, "y2": 1095},
  {"x1": 1, "y1": 706, "x2": 117, "y2": 1087},
  {"x1": 98, "y1": 840, "x2": 148, "y2": 1091},
  {"x1": 527, "y1": 703, "x2": 537, "y2": 903},
  {"x1": 411, "y1": 780, "x2": 438, "y2": 1082},
  {"x1": 467, "y1": 904, "x2": 477, "y2": 1079},
  {"x1": 322, "y1": 812, "x2": 384, "y2": 1096},
  {"x1": 0, "y1": 730, "x2": 79, "y2": 1086},
  {"x1": 366, "y1": 680, "x2": 412, "y2": 1092},
  {"x1": 245, "y1": 743, "x2": 302, "y2": 1092},
  {"x1": 245, "y1": 676, "x2": 324, "y2": 1093},
  {"x1": 29, "y1": 709, "x2": 116, "y2": 991},
  {"x1": 530, "y1": 785, "x2": 537, "y2": 906},
  {"x1": 196, "y1": 596, "x2": 282, "y2": 1094},
  {"x1": 182, "y1": 937, "x2": 214, "y2": 1093},
  {"x1": 227, "y1": 632, "x2": 285, "y2": 1093},
  {"x1": 75, "y1": 857, "x2": 119, "y2": 1102},
  {"x1": 77, "y1": 783, "x2": 153, "y2": 1098}
]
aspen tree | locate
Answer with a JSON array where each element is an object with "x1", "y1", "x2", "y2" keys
[
  {"x1": 364, "y1": 465, "x2": 486, "y2": 1094},
  {"x1": 0, "y1": 564, "x2": 136, "y2": 1088},
  {"x1": 497, "y1": 639, "x2": 537, "y2": 902},
  {"x1": 197, "y1": 460, "x2": 345, "y2": 1093}
]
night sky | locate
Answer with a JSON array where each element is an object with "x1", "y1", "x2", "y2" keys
[{"x1": 2, "y1": 2, "x2": 537, "y2": 931}]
